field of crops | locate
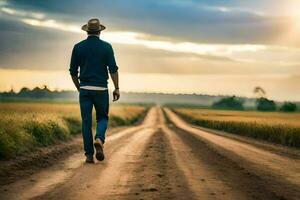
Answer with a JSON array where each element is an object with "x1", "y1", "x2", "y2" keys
[
  {"x1": 173, "y1": 108, "x2": 300, "y2": 147},
  {"x1": 0, "y1": 102, "x2": 146, "y2": 159}
]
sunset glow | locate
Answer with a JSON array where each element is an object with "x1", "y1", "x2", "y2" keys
[{"x1": 0, "y1": 0, "x2": 299, "y2": 101}]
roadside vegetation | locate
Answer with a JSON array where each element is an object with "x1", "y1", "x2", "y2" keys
[
  {"x1": 0, "y1": 102, "x2": 147, "y2": 160},
  {"x1": 172, "y1": 107, "x2": 300, "y2": 148}
]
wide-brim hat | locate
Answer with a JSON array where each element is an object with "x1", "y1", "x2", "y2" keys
[{"x1": 81, "y1": 18, "x2": 106, "y2": 32}]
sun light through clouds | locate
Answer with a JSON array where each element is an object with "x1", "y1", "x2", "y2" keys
[
  {"x1": 1, "y1": 6, "x2": 45, "y2": 19},
  {"x1": 1, "y1": 0, "x2": 300, "y2": 101},
  {"x1": 1, "y1": 7, "x2": 267, "y2": 61},
  {"x1": 13, "y1": 16, "x2": 265, "y2": 61},
  {"x1": 272, "y1": 1, "x2": 300, "y2": 46},
  {"x1": 21, "y1": 18, "x2": 82, "y2": 33}
]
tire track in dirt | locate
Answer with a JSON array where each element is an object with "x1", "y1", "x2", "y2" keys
[
  {"x1": 0, "y1": 107, "x2": 157, "y2": 200},
  {"x1": 164, "y1": 124, "x2": 279, "y2": 199},
  {"x1": 30, "y1": 107, "x2": 158, "y2": 200},
  {"x1": 2, "y1": 106, "x2": 298, "y2": 200},
  {"x1": 161, "y1": 109, "x2": 273, "y2": 200},
  {"x1": 118, "y1": 112, "x2": 196, "y2": 200},
  {"x1": 0, "y1": 127, "x2": 143, "y2": 200},
  {"x1": 165, "y1": 107, "x2": 300, "y2": 200}
]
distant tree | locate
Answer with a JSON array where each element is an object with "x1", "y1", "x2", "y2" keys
[
  {"x1": 31, "y1": 86, "x2": 52, "y2": 98},
  {"x1": 212, "y1": 96, "x2": 244, "y2": 110},
  {"x1": 253, "y1": 86, "x2": 266, "y2": 98},
  {"x1": 256, "y1": 97, "x2": 276, "y2": 111},
  {"x1": 18, "y1": 87, "x2": 31, "y2": 97},
  {"x1": 9, "y1": 85, "x2": 15, "y2": 94},
  {"x1": 19, "y1": 87, "x2": 31, "y2": 93},
  {"x1": 253, "y1": 86, "x2": 277, "y2": 111},
  {"x1": 280, "y1": 102, "x2": 297, "y2": 112}
]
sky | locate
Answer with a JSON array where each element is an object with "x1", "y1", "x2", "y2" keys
[{"x1": 0, "y1": 0, "x2": 299, "y2": 101}]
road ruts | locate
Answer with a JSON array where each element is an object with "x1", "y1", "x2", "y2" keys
[
  {"x1": 164, "y1": 107, "x2": 300, "y2": 200},
  {"x1": 1, "y1": 106, "x2": 299, "y2": 200},
  {"x1": 0, "y1": 108, "x2": 158, "y2": 200},
  {"x1": 117, "y1": 107, "x2": 196, "y2": 200}
]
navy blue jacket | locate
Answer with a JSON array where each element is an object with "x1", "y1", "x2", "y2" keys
[{"x1": 69, "y1": 35, "x2": 118, "y2": 87}]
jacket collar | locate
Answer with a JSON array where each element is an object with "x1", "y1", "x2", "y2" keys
[{"x1": 87, "y1": 35, "x2": 99, "y2": 39}]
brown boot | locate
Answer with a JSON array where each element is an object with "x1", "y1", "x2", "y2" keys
[
  {"x1": 94, "y1": 139, "x2": 104, "y2": 161},
  {"x1": 85, "y1": 156, "x2": 94, "y2": 164}
]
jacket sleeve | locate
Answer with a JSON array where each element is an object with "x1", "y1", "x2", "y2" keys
[
  {"x1": 69, "y1": 45, "x2": 80, "y2": 76},
  {"x1": 107, "y1": 44, "x2": 118, "y2": 73}
]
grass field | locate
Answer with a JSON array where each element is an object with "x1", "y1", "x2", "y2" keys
[
  {"x1": 0, "y1": 102, "x2": 147, "y2": 159},
  {"x1": 173, "y1": 108, "x2": 300, "y2": 147}
]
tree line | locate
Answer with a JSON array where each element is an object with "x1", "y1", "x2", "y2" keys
[
  {"x1": 0, "y1": 86, "x2": 77, "y2": 99},
  {"x1": 212, "y1": 87, "x2": 298, "y2": 112}
]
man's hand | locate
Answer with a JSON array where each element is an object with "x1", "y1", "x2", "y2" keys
[
  {"x1": 113, "y1": 89, "x2": 120, "y2": 101},
  {"x1": 71, "y1": 76, "x2": 80, "y2": 92},
  {"x1": 110, "y1": 72, "x2": 120, "y2": 101}
]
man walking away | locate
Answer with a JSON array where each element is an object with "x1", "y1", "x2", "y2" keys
[{"x1": 69, "y1": 18, "x2": 120, "y2": 163}]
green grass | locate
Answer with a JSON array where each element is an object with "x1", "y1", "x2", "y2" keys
[{"x1": 0, "y1": 114, "x2": 80, "y2": 159}]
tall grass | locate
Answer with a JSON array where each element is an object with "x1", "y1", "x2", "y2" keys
[
  {"x1": 173, "y1": 108, "x2": 300, "y2": 148},
  {"x1": 0, "y1": 103, "x2": 146, "y2": 160},
  {"x1": 108, "y1": 105, "x2": 148, "y2": 126}
]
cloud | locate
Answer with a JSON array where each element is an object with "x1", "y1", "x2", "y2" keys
[
  {"x1": 201, "y1": 6, "x2": 265, "y2": 16},
  {"x1": 21, "y1": 18, "x2": 81, "y2": 33},
  {"x1": 1, "y1": 0, "x2": 300, "y2": 100},
  {"x1": 1, "y1": 0, "x2": 300, "y2": 75},
  {"x1": 1, "y1": 6, "x2": 267, "y2": 62},
  {"x1": 3, "y1": 0, "x2": 295, "y2": 44},
  {"x1": 1, "y1": 6, "x2": 45, "y2": 19}
]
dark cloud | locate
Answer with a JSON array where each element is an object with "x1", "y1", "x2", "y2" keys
[
  {"x1": 4, "y1": 0, "x2": 291, "y2": 44},
  {"x1": 0, "y1": 0, "x2": 298, "y2": 74},
  {"x1": 0, "y1": 17, "x2": 80, "y2": 70}
]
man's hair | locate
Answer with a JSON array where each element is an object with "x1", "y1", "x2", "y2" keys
[{"x1": 87, "y1": 30, "x2": 101, "y2": 35}]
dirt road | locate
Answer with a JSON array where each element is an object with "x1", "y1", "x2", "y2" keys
[{"x1": 1, "y1": 107, "x2": 299, "y2": 200}]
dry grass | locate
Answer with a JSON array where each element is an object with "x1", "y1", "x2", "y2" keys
[
  {"x1": 0, "y1": 102, "x2": 146, "y2": 159},
  {"x1": 175, "y1": 108, "x2": 300, "y2": 127},
  {"x1": 110, "y1": 105, "x2": 146, "y2": 120},
  {"x1": 0, "y1": 102, "x2": 145, "y2": 118},
  {"x1": 173, "y1": 108, "x2": 300, "y2": 147},
  {"x1": 0, "y1": 102, "x2": 145, "y2": 128}
]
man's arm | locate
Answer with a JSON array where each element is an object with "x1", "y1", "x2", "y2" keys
[
  {"x1": 69, "y1": 45, "x2": 80, "y2": 92},
  {"x1": 107, "y1": 44, "x2": 120, "y2": 101},
  {"x1": 110, "y1": 72, "x2": 120, "y2": 101},
  {"x1": 71, "y1": 75, "x2": 80, "y2": 92}
]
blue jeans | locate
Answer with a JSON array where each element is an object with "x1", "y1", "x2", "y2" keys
[{"x1": 79, "y1": 89, "x2": 109, "y2": 157}]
